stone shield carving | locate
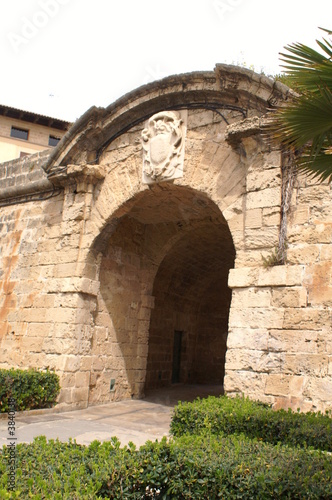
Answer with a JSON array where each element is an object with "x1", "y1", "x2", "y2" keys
[{"x1": 142, "y1": 110, "x2": 187, "y2": 184}]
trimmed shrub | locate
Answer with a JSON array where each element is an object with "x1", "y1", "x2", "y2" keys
[
  {"x1": 0, "y1": 434, "x2": 331, "y2": 499},
  {"x1": 0, "y1": 368, "x2": 60, "y2": 412},
  {"x1": 170, "y1": 395, "x2": 332, "y2": 452}
]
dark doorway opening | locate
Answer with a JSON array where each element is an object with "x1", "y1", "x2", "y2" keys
[{"x1": 145, "y1": 216, "x2": 235, "y2": 392}]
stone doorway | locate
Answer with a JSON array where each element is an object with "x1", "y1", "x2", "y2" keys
[
  {"x1": 144, "y1": 208, "x2": 235, "y2": 392},
  {"x1": 94, "y1": 184, "x2": 235, "y2": 403}
]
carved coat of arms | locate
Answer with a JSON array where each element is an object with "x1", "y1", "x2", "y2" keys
[{"x1": 142, "y1": 110, "x2": 187, "y2": 184}]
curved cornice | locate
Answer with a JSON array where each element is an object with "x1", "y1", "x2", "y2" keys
[{"x1": 45, "y1": 64, "x2": 292, "y2": 177}]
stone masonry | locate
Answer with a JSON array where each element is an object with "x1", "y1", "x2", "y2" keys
[{"x1": 0, "y1": 65, "x2": 331, "y2": 412}]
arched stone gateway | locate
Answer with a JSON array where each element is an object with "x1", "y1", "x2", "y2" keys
[
  {"x1": 91, "y1": 185, "x2": 235, "y2": 403},
  {"x1": 0, "y1": 65, "x2": 331, "y2": 412}
]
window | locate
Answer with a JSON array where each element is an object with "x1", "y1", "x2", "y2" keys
[
  {"x1": 48, "y1": 135, "x2": 61, "y2": 147},
  {"x1": 11, "y1": 126, "x2": 29, "y2": 140}
]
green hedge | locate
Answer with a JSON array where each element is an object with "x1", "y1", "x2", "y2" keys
[
  {"x1": 0, "y1": 434, "x2": 331, "y2": 499},
  {"x1": 0, "y1": 368, "x2": 60, "y2": 413},
  {"x1": 170, "y1": 396, "x2": 332, "y2": 452}
]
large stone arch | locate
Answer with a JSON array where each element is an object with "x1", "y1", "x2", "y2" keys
[
  {"x1": 2, "y1": 64, "x2": 330, "y2": 413},
  {"x1": 44, "y1": 64, "x2": 290, "y2": 407},
  {"x1": 54, "y1": 64, "x2": 289, "y2": 406},
  {"x1": 85, "y1": 183, "x2": 235, "y2": 402}
]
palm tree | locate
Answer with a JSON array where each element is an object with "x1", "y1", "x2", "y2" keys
[{"x1": 270, "y1": 27, "x2": 332, "y2": 183}]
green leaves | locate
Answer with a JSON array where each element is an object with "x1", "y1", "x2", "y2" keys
[
  {"x1": 1, "y1": 433, "x2": 331, "y2": 499},
  {"x1": 170, "y1": 395, "x2": 332, "y2": 452},
  {"x1": 0, "y1": 368, "x2": 60, "y2": 412},
  {"x1": 270, "y1": 27, "x2": 332, "y2": 182}
]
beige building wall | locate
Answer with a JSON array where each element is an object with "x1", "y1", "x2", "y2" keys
[
  {"x1": 0, "y1": 110, "x2": 70, "y2": 163},
  {"x1": 0, "y1": 66, "x2": 330, "y2": 414}
]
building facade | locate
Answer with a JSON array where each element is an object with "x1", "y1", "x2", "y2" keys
[
  {"x1": 0, "y1": 104, "x2": 70, "y2": 163},
  {"x1": 0, "y1": 65, "x2": 331, "y2": 412}
]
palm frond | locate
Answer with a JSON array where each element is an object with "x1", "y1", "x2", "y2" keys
[
  {"x1": 271, "y1": 84, "x2": 332, "y2": 146},
  {"x1": 268, "y1": 28, "x2": 332, "y2": 183},
  {"x1": 297, "y1": 149, "x2": 332, "y2": 182}
]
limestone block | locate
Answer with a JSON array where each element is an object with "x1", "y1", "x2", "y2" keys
[
  {"x1": 244, "y1": 227, "x2": 279, "y2": 249},
  {"x1": 32, "y1": 294, "x2": 55, "y2": 309},
  {"x1": 228, "y1": 267, "x2": 258, "y2": 288},
  {"x1": 231, "y1": 288, "x2": 271, "y2": 309},
  {"x1": 44, "y1": 277, "x2": 99, "y2": 296},
  {"x1": 224, "y1": 370, "x2": 268, "y2": 395},
  {"x1": 283, "y1": 354, "x2": 328, "y2": 376},
  {"x1": 256, "y1": 352, "x2": 284, "y2": 373},
  {"x1": 92, "y1": 356, "x2": 105, "y2": 371},
  {"x1": 286, "y1": 266, "x2": 305, "y2": 286},
  {"x1": 289, "y1": 375, "x2": 306, "y2": 396},
  {"x1": 21, "y1": 308, "x2": 48, "y2": 323},
  {"x1": 75, "y1": 371, "x2": 90, "y2": 388},
  {"x1": 47, "y1": 307, "x2": 77, "y2": 324},
  {"x1": 54, "y1": 263, "x2": 80, "y2": 279},
  {"x1": 27, "y1": 322, "x2": 51, "y2": 337},
  {"x1": 226, "y1": 348, "x2": 283, "y2": 373},
  {"x1": 227, "y1": 213, "x2": 244, "y2": 232},
  {"x1": 222, "y1": 197, "x2": 243, "y2": 223},
  {"x1": 288, "y1": 222, "x2": 332, "y2": 245},
  {"x1": 64, "y1": 355, "x2": 81, "y2": 372},
  {"x1": 229, "y1": 306, "x2": 284, "y2": 329},
  {"x1": 136, "y1": 344, "x2": 149, "y2": 357},
  {"x1": 60, "y1": 373, "x2": 76, "y2": 388},
  {"x1": 246, "y1": 168, "x2": 281, "y2": 192},
  {"x1": 303, "y1": 376, "x2": 332, "y2": 403},
  {"x1": 265, "y1": 374, "x2": 290, "y2": 397},
  {"x1": 187, "y1": 109, "x2": 215, "y2": 129},
  {"x1": 290, "y1": 205, "x2": 310, "y2": 225},
  {"x1": 245, "y1": 209, "x2": 262, "y2": 229},
  {"x1": 271, "y1": 287, "x2": 307, "y2": 308},
  {"x1": 257, "y1": 266, "x2": 287, "y2": 286},
  {"x1": 141, "y1": 295, "x2": 155, "y2": 309},
  {"x1": 246, "y1": 187, "x2": 280, "y2": 210},
  {"x1": 235, "y1": 250, "x2": 269, "y2": 267},
  {"x1": 268, "y1": 329, "x2": 319, "y2": 353},
  {"x1": 20, "y1": 336, "x2": 44, "y2": 352},
  {"x1": 321, "y1": 245, "x2": 332, "y2": 261},
  {"x1": 283, "y1": 308, "x2": 330, "y2": 330},
  {"x1": 58, "y1": 388, "x2": 73, "y2": 404},
  {"x1": 63, "y1": 202, "x2": 85, "y2": 222},
  {"x1": 137, "y1": 307, "x2": 152, "y2": 320},
  {"x1": 305, "y1": 262, "x2": 332, "y2": 305},
  {"x1": 42, "y1": 338, "x2": 77, "y2": 355},
  {"x1": 262, "y1": 207, "x2": 280, "y2": 227},
  {"x1": 71, "y1": 387, "x2": 89, "y2": 404},
  {"x1": 287, "y1": 245, "x2": 320, "y2": 265}
]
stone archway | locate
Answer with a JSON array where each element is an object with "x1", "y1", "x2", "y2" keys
[
  {"x1": 91, "y1": 183, "x2": 235, "y2": 403},
  {"x1": 145, "y1": 217, "x2": 235, "y2": 391}
]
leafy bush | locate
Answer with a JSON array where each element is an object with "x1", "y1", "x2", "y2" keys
[
  {"x1": 0, "y1": 368, "x2": 60, "y2": 413},
  {"x1": 0, "y1": 434, "x2": 331, "y2": 499},
  {"x1": 170, "y1": 395, "x2": 332, "y2": 452}
]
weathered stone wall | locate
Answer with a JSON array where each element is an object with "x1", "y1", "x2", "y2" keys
[
  {"x1": 0, "y1": 65, "x2": 330, "y2": 413},
  {"x1": 225, "y1": 166, "x2": 332, "y2": 412}
]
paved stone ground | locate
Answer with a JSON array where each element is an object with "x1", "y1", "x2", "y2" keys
[{"x1": 0, "y1": 385, "x2": 223, "y2": 448}]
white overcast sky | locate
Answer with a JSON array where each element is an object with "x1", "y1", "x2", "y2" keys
[{"x1": 1, "y1": 0, "x2": 332, "y2": 122}]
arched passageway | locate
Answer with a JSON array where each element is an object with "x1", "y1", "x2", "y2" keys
[
  {"x1": 145, "y1": 219, "x2": 235, "y2": 390},
  {"x1": 96, "y1": 184, "x2": 235, "y2": 401}
]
